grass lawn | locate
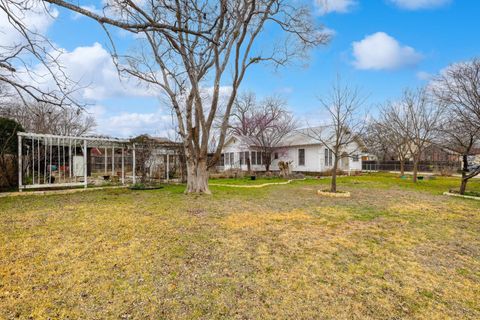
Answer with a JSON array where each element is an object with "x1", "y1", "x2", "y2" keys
[
  {"x1": 209, "y1": 176, "x2": 291, "y2": 185},
  {"x1": 1, "y1": 174, "x2": 479, "y2": 319}
]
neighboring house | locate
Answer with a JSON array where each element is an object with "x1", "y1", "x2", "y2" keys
[
  {"x1": 217, "y1": 127, "x2": 365, "y2": 173},
  {"x1": 417, "y1": 144, "x2": 461, "y2": 163}
]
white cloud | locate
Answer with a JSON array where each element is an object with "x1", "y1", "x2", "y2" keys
[
  {"x1": 352, "y1": 32, "x2": 423, "y2": 70},
  {"x1": 416, "y1": 71, "x2": 432, "y2": 80},
  {"x1": 20, "y1": 42, "x2": 156, "y2": 101},
  {"x1": 85, "y1": 85, "x2": 235, "y2": 138},
  {"x1": 86, "y1": 105, "x2": 176, "y2": 138},
  {"x1": 388, "y1": 0, "x2": 451, "y2": 10},
  {"x1": 278, "y1": 87, "x2": 294, "y2": 94},
  {"x1": 314, "y1": 0, "x2": 357, "y2": 15}
]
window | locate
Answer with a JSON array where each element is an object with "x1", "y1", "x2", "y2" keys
[
  {"x1": 325, "y1": 148, "x2": 333, "y2": 167},
  {"x1": 251, "y1": 151, "x2": 257, "y2": 165},
  {"x1": 230, "y1": 153, "x2": 234, "y2": 166},
  {"x1": 239, "y1": 152, "x2": 245, "y2": 165},
  {"x1": 220, "y1": 153, "x2": 225, "y2": 166},
  {"x1": 298, "y1": 149, "x2": 305, "y2": 166},
  {"x1": 352, "y1": 154, "x2": 359, "y2": 162},
  {"x1": 274, "y1": 152, "x2": 279, "y2": 160},
  {"x1": 257, "y1": 151, "x2": 262, "y2": 165}
]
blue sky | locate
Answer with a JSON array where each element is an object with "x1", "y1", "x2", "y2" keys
[{"x1": 25, "y1": 0, "x2": 480, "y2": 137}]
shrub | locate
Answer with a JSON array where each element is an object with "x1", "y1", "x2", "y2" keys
[
  {"x1": 0, "y1": 118, "x2": 24, "y2": 187},
  {"x1": 0, "y1": 117, "x2": 24, "y2": 154}
]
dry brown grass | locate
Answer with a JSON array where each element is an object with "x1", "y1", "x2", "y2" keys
[{"x1": 0, "y1": 175, "x2": 479, "y2": 319}]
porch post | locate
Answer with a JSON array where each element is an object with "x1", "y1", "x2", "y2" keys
[
  {"x1": 166, "y1": 152, "x2": 170, "y2": 183},
  {"x1": 112, "y1": 147, "x2": 115, "y2": 176},
  {"x1": 69, "y1": 139, "x2": 72, "y2": 178},
  {"x1": 37, "y1": 138, "x2": 40, "y2": 185},
  {"x1": 49, "y1": 138, "x2": 52, "y2": 182},
  {"x1": 83, "y1": 139, "x2": 88, "y2": 188},
  {"x1": 132, "y1": 143, "x2": 136, "y2": 184},
  {"x1": 32, "y1": 137, "x2": 35, "y2": 185},
  {"x1": 121, "y1": 146, "x2": 125, "y2": 185},
  {"x1": 18, "y1": 134, "x2": 22, "y2": 192}
]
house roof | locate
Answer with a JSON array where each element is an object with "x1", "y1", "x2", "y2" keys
[
  {"x1": 224, "y1": 126, "x2": 366, "y2": 150},
  {"x1": 277, "y1": 126, "x2": 332, "y2": 147}
]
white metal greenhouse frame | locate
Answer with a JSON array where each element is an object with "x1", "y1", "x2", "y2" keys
[{"x1": 17, "y1": 132, "x2": 136, "y2": 191}]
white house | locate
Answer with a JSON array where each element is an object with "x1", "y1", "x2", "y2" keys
[{"x1": 218, "y1": 127, "x2": 365, "y2": 173}]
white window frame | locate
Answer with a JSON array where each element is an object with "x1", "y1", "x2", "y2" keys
[
  {"x1": 325, "y1": 148, "x2": 333, "y2": 167},
  {"x1": 298, "y1": 148, "x2": 305, "y2": 166}
]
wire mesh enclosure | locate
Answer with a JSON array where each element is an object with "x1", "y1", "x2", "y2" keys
[{"x1": 17, "y1": 132, "x2": 132, "y2": 190}]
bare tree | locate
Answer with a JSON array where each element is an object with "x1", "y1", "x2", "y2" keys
[
  {"x1": 230, "y1": 92, "x2": 257, "y2": 137},
  {"x1": 228, "y1": 93, "x2": 255, "y2": 172},
  {"x1": 44, "y1": 0, "x2": 331, "y2": 193},
  {"x1": 363, "y1": 121, "x2": 394, "y2": 161},
  {"x1": 432, "y1": 59, "x2": 480, "y2": 194},
  {"x1": 0, "y1": 0, "x2": 82, "y2": 107},
  {"x1": 0, "y1": 102, "x2": 96, "y2": 136},
  {"x1": 437, "y1": 115, "x2": 480, "y2": 194},
  {"x1": 130, "y1": 135, "x2": 158, "y2": 184},
  {"x1": 385, "y1": 89, "x2": 444, "y2": 182},
  {"x1": 431, "y1": 58, "x2": 480, "y2": 127},
  {"x1": 244, "y1": 96, "x2": 296, "y2": 172},
  {"x1": 376, "y1": 102, "x2": 412, "y2": 176},
  {"x1": 304, "y1": 80, "x2": 366, "y2": 193},
  {"x1": 229, "y1": 93, "x2": 295, "y2": 172}
]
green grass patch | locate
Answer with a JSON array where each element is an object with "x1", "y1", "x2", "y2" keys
[{"x1": 209, "y1": 176, "x2": 290, "y2": 185}]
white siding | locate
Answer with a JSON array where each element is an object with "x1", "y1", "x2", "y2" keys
[{"x1": 218, "y1": 135, "x2": 363, "y2": 173}]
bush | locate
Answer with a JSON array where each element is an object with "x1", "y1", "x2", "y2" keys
[
  {"x1": 0, "y1": 118, "x2": 24, "y2": 187},
  {"x1": 316, "y1": 169, "x2": 346, "y2": 177},
  {"x1": 0, "y1": 117, "x2": 24, "y2": 154},
  {"x1": 434, "y1": 165, "x2": 455, "y2": 177},
  {"x1": 129, "y1": 182, "x2": 164, "y2": 190}
]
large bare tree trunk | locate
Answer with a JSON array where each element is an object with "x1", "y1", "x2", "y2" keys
[
  {"x1": 460, "y1": 176, "x2": 468, "y2": 195},
  {"x1": 264, "y1": 153, "x2": 271, "y2": 172},
  {"x1": 331, "y1": 155, "x2": 339, "y2": 193},
  {"x1": 412, "y1": 156, "x2": 419, "y2": 182},
  {"x1": 459, "y1": 155, "x2": 469, "y2": 195},
  {"x1": 185, "y1": 159, "x2": 210, "y2": 194}
]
